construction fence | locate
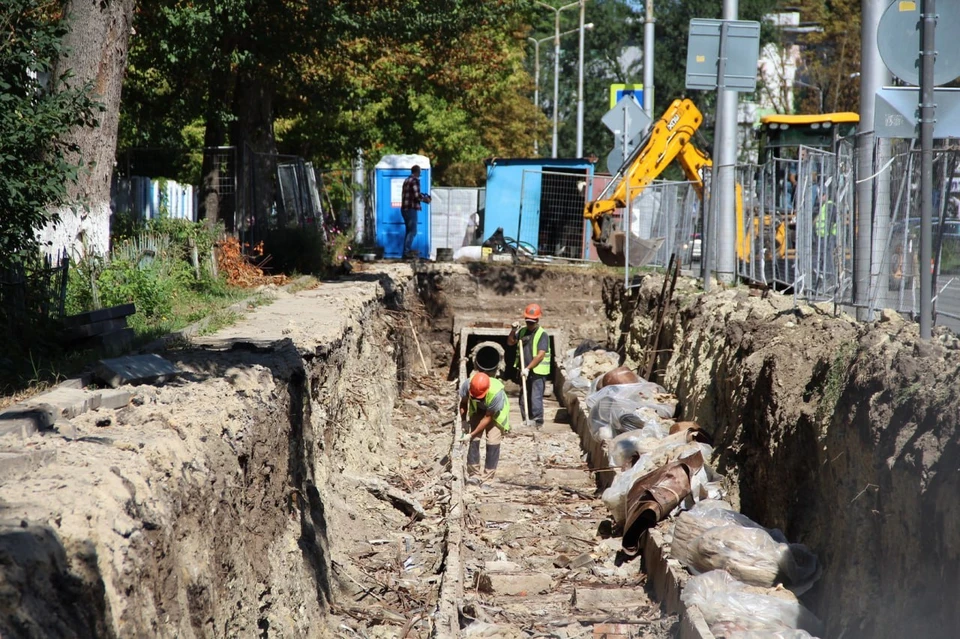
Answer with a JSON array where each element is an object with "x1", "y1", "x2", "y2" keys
[
  {"x1": 515, "y1": 170, "x2": 700, "y2": 274},
  {"x1": 599, "y1": 134, "x2": 960, "y2": 330}
]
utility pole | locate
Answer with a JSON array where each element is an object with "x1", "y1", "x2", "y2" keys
[
  {"x1": 856, "y1": 0, "x2": 892, "y2": 319},
  {"x1": 715, "y1": 0, "x2": 739, "y2": 284},
  {"x1": 643, "y1": 0, "x2": 655, "y2": 117},
  {"x1": 919, "y1": 0, "x2": 937, "y2": 339}
]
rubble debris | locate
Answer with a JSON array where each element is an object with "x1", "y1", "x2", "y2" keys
[{"x1": 346, "y1": 475, "x2": 427, "y2": 521}]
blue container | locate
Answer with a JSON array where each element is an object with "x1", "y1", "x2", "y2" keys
[
  {"x1": 483, "y1": 158, "x2": 594, "y2": 258},
  {"x1": 374, "y1": 155, "x2": 431, "y2": 258}
]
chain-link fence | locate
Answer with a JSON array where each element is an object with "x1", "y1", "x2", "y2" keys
[
  {"x1": 863, "y1": 141, "x2": 960, "y2": 327},
  {"x1": 622, "y1": 179, "x2": 701, "y2": 288}
]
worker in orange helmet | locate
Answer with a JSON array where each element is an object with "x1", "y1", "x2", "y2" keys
[
  {"x1": 507, "y1": 303, "x2": 551, "y2": 428},
  {"x1": 458, "y1": 371, "x2": 511, "y2": 481}
]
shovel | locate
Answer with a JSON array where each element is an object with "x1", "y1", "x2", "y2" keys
[{"x1": 518, "y1": 336, "x2": 534, "y2": 428}]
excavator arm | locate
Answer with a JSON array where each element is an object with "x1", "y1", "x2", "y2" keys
[
  {"x1": 585, "y1": 99, "x2": 705, "y2": 267},
  {"x1": 585, "y1": 97, "x2": 748, "y2": 267}
]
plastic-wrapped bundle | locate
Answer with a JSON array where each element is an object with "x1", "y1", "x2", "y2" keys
[
  {"x1": 682, "y1": 570, "x2": 823, "y2": 637},
  {"x1": 561, "y1": 375, "x2": 591, "y2": 397},
  {"x1": 586, "y1": 383, "x2": 675, "y2": 438},
  {"x1": 608, "y1": 423, "x2": 669, "y2": 468},
  {"x1": 672, "y1": 504, "x2": 820, "y2": 593}
]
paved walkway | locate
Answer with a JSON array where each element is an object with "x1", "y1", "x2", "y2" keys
[{"x1": 459, "y1": 383, "x2": 673, "y2": 638}]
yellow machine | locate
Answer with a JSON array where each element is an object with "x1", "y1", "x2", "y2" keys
[
  {"x1": 584, "y1": 99, "x2": 859, "y2": 270},
  {"x1": 585, "y1": 98, "x2": 739, "y2": 267}
]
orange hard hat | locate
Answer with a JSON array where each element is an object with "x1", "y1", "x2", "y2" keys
[
  {"x1": 523, "y1": 303, "x2": 542, "y2": 320},
  {"x1": 469, "y1": 372, "x2": 490, "y2": 399}
]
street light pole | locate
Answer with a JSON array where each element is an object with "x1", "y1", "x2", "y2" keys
[
  {"x1": 528, "y1": 27, "x2": 591, "y2": 158},
  {"x1": 535, "y1": 0, "x2": 580, "y2": 158},
  {"x1": 793, "y1": 79, "x2": 823, "y2": 113},
  {"x1": 527, "y1": 37, "x2": 542, "y2": 156},
  {"x1": 576, "y1": 0, "x2": 585, "y2": 157}
]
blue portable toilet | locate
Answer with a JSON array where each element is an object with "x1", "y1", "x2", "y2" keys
[{"x1": 374, "y1": 154, "x2": 431, "y2": 258}]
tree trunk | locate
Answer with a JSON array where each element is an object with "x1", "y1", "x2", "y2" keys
[
  {"x1": 42, "y1": 0, "x2": 136, "y2": 259},
  {"x1": 232, "y1": 69, "x2": 280, "y2": 231},
  {"x1": 198, "y1": 59, "x2": 234, "y2": 230}
]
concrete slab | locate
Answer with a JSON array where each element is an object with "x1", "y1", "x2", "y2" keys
[
  {"x1": 544, "y1": 468, "x2": 590, "y2": 485},
  {"x1": 477, "y1": 572, "x2": 552, "y2": 596},
  {"x1": 63, "y1": 303, "x2": 135, "y2": 327},
  {"x1": 572, "y1": 587, "x2": 649, "y2": 612},
  {"x1": 0, "y1": 449, "x2": 57, "y2": 481},
  {"x1": 94, "y1": 354, "x2": 181, "y2": 388},
  {"x1": 23, "y1": 388, "x2": 93, "y2": 419},
  {"x1": 0, "y1": 405, "x2": 56, "y2": 440},
  {"x1": 477, "y1": 502, "x2": 528, "y2": 523},
  {"x1": 95, "y1": 389, "x2": 133, "y2": 410},
  {"x1": 483, "y1": 560, "x2": 522, "y2": 572}
]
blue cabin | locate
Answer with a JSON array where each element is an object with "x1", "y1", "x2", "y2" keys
[{"x1": 483, "y1": 158, "x2": 595, "y2": 260}]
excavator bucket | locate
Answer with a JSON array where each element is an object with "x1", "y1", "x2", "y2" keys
[{"x1": 593, "y1": 231, "x2": 665, "y2": 268}]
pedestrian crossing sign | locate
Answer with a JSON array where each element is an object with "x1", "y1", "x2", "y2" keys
[{"x1": 609, "y1": 84, "x2": 643, "y2": 109}]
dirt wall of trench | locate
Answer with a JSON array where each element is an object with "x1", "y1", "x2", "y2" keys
[
  {"x1": 606, "y1": 276, "x2": 960, "y2": 639},
  {"x1": 0, "y1": 273, "x2": 414, "y2": 638}
]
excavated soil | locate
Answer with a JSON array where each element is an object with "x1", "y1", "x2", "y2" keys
[
  {"x1": 8, "y1": 257, "x2": 952, "y2": 639},
  {"x1": 608, "y1": 274, "x2": 960, "y2": 639}
]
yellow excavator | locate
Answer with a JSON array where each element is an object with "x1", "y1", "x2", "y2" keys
[
  {"x1": 585, "y1": 98, "x2": 735, "y2": 267},
  {"x1": 585, "y1": 98, "x2": 858, "y2": 271}
]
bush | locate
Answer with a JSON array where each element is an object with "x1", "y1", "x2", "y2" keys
[{"x1": 262, "y1": 225, "x2": 354, "y2": 276}]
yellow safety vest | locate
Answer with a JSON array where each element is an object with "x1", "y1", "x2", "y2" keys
[
  {"x1": 816, "y1": 201, "x2": 837, "y2": 237},
  {"x1": 468, "y1": 377, "x2": 510, "y2": 432},
  {"x1": 515, "y1": 325, "x2": 551, "y2": 375}
]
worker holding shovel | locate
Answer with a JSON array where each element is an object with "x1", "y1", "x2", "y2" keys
[
  {"x1": 508, "y1": 303, "x2": 551, "y2": 428},
  {"x1": 459, "y1": 372, "x2": 510, "y2": 482}
]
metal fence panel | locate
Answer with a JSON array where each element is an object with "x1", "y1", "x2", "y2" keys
[
  {"x1": 517, "y1": 169, "x2": 593, "y2": 260},
  {"x1": 430, "y1": 187, "x2": 484, "y2": 258}
]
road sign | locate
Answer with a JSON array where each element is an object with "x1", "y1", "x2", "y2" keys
[
  {"x1": 878, "y1": 1, "x2": 960, "y2": 87},
  {"x1": 685, "y1": 19, "x2": 761, "y2": 92},
  {"x1": 602, "y1": 95, "x2": 651, "y2": 172},
  {"x1": 875, "y1": 87, "x2": 960, "y2": 138},
  {"x1": 609, "y1": 83, "x2": 644, "y2": 110}
]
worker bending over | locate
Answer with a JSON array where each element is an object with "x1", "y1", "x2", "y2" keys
[
  {"x1": 507, "y1": 303, "x2": 551, "y2": 428},
  {"x1": 459, "y1": 372, "x2": 510, "y2": 481}
]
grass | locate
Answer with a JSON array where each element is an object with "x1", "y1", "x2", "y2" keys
[
  {"x1": 816, "y1": 340, "x2": 857, "y2": 424},
  {"x1": 0, "y1": 283, "x2": 255, "y2": 403}
]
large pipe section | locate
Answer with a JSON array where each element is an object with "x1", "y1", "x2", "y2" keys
[{"x1": 470, "y1": 341, "x2": 506, "y2": 377}]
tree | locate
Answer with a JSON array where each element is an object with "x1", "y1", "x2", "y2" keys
[
  {"x1": 46, "y1": 0, "x2": 137, "y2": 256},
  {"x1": 787, "y1": 0, "x2": 861, "y2": 114},
  {"x1": 0, "y1": 0, "x2": 101, "y2": 264}
]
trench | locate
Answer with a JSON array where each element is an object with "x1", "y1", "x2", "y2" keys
[{"x1": 1, "y1": 263, "x2": 953, "y2": 639}]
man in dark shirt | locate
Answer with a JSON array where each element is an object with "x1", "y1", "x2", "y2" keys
[{"x1": 400, "y1": 165, "x2": 431, "y2": 259}]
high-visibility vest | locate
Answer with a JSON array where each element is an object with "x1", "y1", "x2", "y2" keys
[
  {"x1": 816, "y1": 201, "x2": 837, "y2": 237},
  {"x1": 468, "y1": 377, "x2": 510, "y2": 432},
  {"x1": 514, "y1": 325, "x2": 551, "y2": 375}
]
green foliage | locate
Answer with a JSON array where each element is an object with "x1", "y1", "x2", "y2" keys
[{"x1": 0, "y1": 0, "x2": 101, "y2": 264}]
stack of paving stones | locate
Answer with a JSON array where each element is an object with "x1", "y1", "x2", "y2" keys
[{"x1": 61, "y1": 303, "x2": 137, "y2": 355}]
